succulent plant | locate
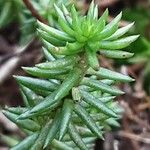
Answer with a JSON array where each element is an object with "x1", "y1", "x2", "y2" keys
[{"x1": 3, "y1": 1, "x2": 139, "y2": 150}]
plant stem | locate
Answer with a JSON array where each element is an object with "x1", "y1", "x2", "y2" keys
[{"x1": 23, "y1": 0, "x2": 47, "y2": 24}]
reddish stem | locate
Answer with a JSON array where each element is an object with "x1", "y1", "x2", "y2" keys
[{"x1": 23, "y1": 0, "x2": 47, "y2": 24}]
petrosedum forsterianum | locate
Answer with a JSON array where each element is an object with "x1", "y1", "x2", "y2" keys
[{"x1": 3, "y1": 1, "x2": 139, "y2": 150}]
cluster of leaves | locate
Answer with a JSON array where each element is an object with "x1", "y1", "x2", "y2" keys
[
  {"x1": 3, "y1": 1, "x2": 138, "y2": 150},
  {"x1": 0, "y1": 0, "x2": 71, "y2": 44}
]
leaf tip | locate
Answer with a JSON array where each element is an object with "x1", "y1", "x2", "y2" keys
[{"x1": 43, "y1": 139, "x2": 49, "y2": 149}]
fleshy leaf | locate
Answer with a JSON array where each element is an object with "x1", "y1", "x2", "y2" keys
[
  {"x1": 68, "y1": 123, "x2": 88, "y2": 150},
  {"x1": 100, "y1": 50, "x2": 134, "y2": 59},
  {"x1": 44, "y1": 110, "x2": 61, "y2": 148},
  {"x1": 3, "y1": 110, "x2": 40, "y2": 131},
  {"x1": 37, "y1": 21, "x2": 75, "y2": 42},
  {"x1": 36, "y1": 56, "x2": 77, "y2": 69},
  {"x1": 98, "y1": 35, "x2": 139, "y2": 50},
  {"x1": 80, "y1": 90, "x2": 117, "y2": 117},
  {"x1": 11, "y1": 133, "x2": 38, "y2": 150},
  {"x1": 74, "y1": 104, "x2": 103, "y2": 138},
  {"x1": 81, "y1": 77, "x2": 124, "y2": 95},
  {"x1": 59, "y1": 99, "x2": 73, "y2": 140},
  {"x1": 87, "y1": 67, "x2": 134, "y2": 82},
  {"x1": 106, "y1": 22, "x2": 134, "y2": 40}
]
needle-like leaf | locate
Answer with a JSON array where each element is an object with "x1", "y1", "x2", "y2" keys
[
  {"x1": 44, "y1": 110, "x2": 61, "y2": 148},
  {"x1": 37, "y1": 21, "x2": 75, "y2": 42},
  {"x1": 100, "y1": 50, "x2": 134, "y2": 59},
  {"x1": 74, "y1": 104, "x2": 103, "y2": 138},
  {"x1": 80, "y1": 90, "x2": 117, "y2": 117},
  {"x1": 11, "y1": 133, "x2": 38, "y2": 150},
  {"x1": 68, "y1": 123, "x2": 88, "y2": 150},
  {"x1": 81, "y1": 77, "x2": 124, "y2": 95},
  {"x1": 98, "y1": 35, "x2": 139, "y2": 50},
  {"x1": 87, "y1": 67, "x2": 134, "y2": 82},
  {"x1": 59, "y1": 99, "x2": 73, "y2": 140}
]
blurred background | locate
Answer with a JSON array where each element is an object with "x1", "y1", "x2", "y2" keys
[{"x1": 0, "y1": 0, "x2": 150, "y2": 150}]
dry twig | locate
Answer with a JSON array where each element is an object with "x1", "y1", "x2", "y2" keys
[
  {"x1": 0, "y1": 39, "x2": 36, "y2": 84},
  {"x1": 121, "y1": 101, "x2": 150, "y2": 129},
  {"x1": 118, "y1": 131, "x2": 150, "y2": 144}
]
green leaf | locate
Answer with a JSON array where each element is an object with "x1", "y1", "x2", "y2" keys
[
  {"x1": 74, "y1": 104, "x2": 103, "y2": 138},
  {"x1": 38, "y1": 29, "x2": 66, "y2": 46},
  {"x1": 105, "y1": 118, "x2": 120, "y2": 127},
  {"x1": 58, "y1": 42, "x2": 84, "y2": 55},
  {"x1": 54, "y1": 67, "x2": 83, "y2": 101},
  {"x1": 98, "y1": 9, "x2": 109, "y2": 23},
  {"x1": 14, "y1": 76, "x2": 59, "y2": 92},
  {"x1": 59, "y1": 99, "x2": 73, "y2": 140},
  {"x1": 20, "y1": 89, "x2": 30, "y2": 107},
  {"x1": 87, "y1": 67, "x2": 134, "y2": 82},
  {"x1": 22, "y1": 67, "x2": 69, "y2": 79},
  {"x1": 80, "y1": 90, "x2": 117, "y2": 117},
  {"x1": 3, "y1": 110, "x2": 40, "y2": 131},
  {"x1": 75, "y1": 127, "x2": 93, "y2": 137},
  {"x1": 81, "y1": 77, "x2": 124, "y2": 95},
  {"x1": 70, "y1": 5, "x2": 87, "y2": 42},
  {"x1": 73, "y1": 112, "x2": 107, "y2": 123},
  {"x1": 93, "y1": 5, "x2": 98, "y2": 19},
  {"x1": 31, "y1": 119, "x2": 52, "y2": 150},
  {"x1": 4, "y1": 106, "x2": 28, "y2": 115},
  {"x1": 65, "y1": 137, "x2": 96, "y2": 147},
  {"x1": 17, "y1": 91, "x2": 60, "y2": 119},
  {"x1": 87, "y1": 1, "x2": 94, "y2": 20},
  {"x1": 62, "y1": 4, "x2": 72, "y2": 24},
  {"x1": 42, "y1": 39, "x2": 64, "y2": 56},
  {"x1": 68, "y1": 123, "x2": 88, "y2": 150},
  {"x1": 106, "y1": 22, "x2": 134, "y2": 40},
  {"x1": 54, "y1": 4, "x2": 73, "y2": 36},
  {"x1": 58, "y1": 17, "x2": 75, "y2": 36},
  {"x1": 37, "y1": 21, "x2": 75, "y2": 42},
  {"x1": 36, "y1": 56, "x2": 77, "y2": 69},
  {"x1": 43, "y1": 39, "x2": 84, "y2": 55},
  {"x1": 54, "y1": 3, "x2": 66, "y2": 22},
  {"x1": 93, "y1": 9, "x2": 108, "y2": 34},
  {"x1": 70, "y1": 5, "x2": 81, "y2": 34},
  {"x1": 42, "y1": 47, "x2": 56, "y2": 61},
  {"x1": 100, "y1": 50, "x2": 134, "y2": 59},
  {"x1": 79, "y1": 96, "x2": 114, "y2": 108},
  {"x1": 19, "y1": 85, "x2": 36, "y2": 106},
  {"x1": 11, "y1": 133, "x2": 38, "y2": 150},
  {"x1": 98, "y1": 35, "x2": 139, "y2": 50},
  {"x1": 51, "y1": 139, "x2": 74, "y2": 150},
  {"x1": 97, "y1": 96, "x2": 115, "y2": 103},
  {"x1": 93, "y1": 12, "x2": 122, "y2": 41},
  {"x1": 44, "y1": 110, "x2": 61, "y2": 148},
  {"x1": 101, "y1": 79, "x2": 115, "y2": 85},
  {"x1": 89, "y1": 113, "x2": 108, "y2": 122},
  {"x1": 86, "y1": 48, "x2": 99, "y2": 70}
]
